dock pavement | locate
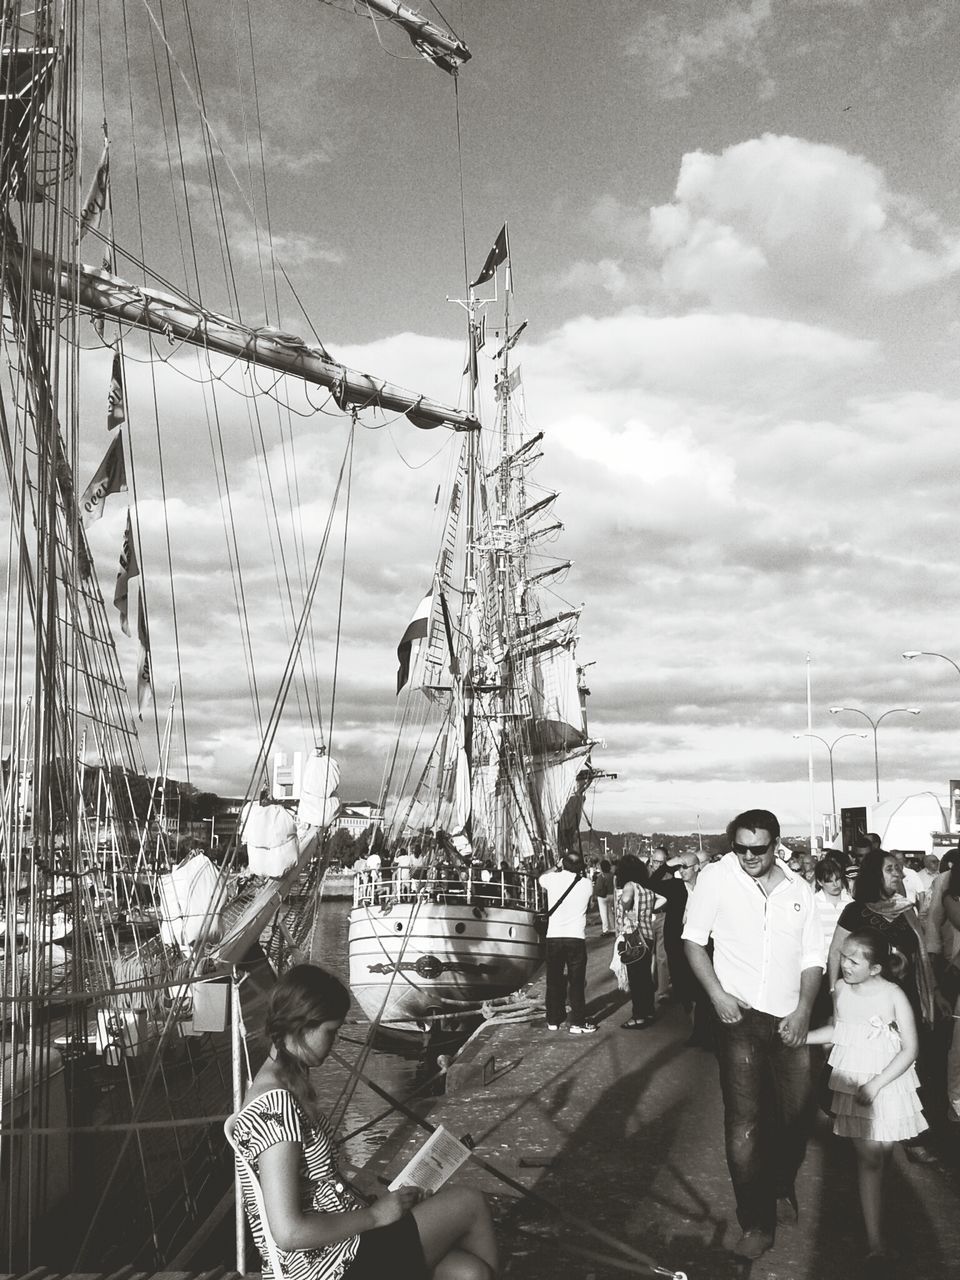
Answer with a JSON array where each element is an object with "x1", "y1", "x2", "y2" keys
[{"x1": 360, "y1": 923, "x2": 960, "y2": 1280}]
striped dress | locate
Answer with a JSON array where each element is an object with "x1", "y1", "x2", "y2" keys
[{"x1": 231, "y1": 1087, "x2": 363, "y2": 1280}]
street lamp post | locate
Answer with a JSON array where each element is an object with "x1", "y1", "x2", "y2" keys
[
  {"x1": 793, "y1": 732, "x2": 868, "y2": 832},
  {"x1": 828, "y1": 706, "x2": 921, "y2": 804},
  {"x1": 901, "y1": 650, "x2": 960, "y2": 680}
]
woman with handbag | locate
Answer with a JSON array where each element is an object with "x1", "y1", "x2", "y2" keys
[{"x1": 616, "y1": 854, "x2": 657, "y2": 1029}]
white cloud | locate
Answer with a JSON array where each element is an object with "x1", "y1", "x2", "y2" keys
[
  {"x1": 551, "y1": 259, "x2": 633, "y2": 298},
  {"x1": 649, "y1": 134, "x2": 960, "y2": 311},
  {"x1": 627, "y1": 0, "x2": 776, "y2": 100}
]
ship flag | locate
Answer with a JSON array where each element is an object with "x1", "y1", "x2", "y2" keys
[
  {"x1": 396, "y1": 587, "x2": 433, "y2": 693},
  {"x1": 107, "y1": 352, "x2": 126, "y2": 429},
  {"x1": 136, "y1": 591, "x2": 153, "y2": 716},
  {"x1": 470, "y1": 224, "x2": 509, "y2": 290},
  {"x1": 80, "y1": 432, "x2": 127, "y2": 525},
  {"x1": 79, "y1": 133, "x2": 110, "y2": 240},
  {"x1": 113, "y1": 508, "x2": 140, "y2": 636}
]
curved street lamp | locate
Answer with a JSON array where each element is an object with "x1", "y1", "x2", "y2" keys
[
  {"x1": 901, "y1": 650, "x2": 960, "y2": 680},
  {"x1": 828, "y1": 706, "x2": 921, "y2": 803},
  {"x1": 793, "y1": 732, "x2": 869, "y2": 824}
]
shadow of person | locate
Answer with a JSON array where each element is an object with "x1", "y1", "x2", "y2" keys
[
  {"x1": 805, "y1": 1109, "x2": 956, "y2": 1280},
  {"x1": 495, "y1": 1029, "x2": 736, "y2": 1278}
]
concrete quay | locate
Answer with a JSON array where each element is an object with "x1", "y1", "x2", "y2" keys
[{"x1": 362, "y1": 926, "x2": 960, "y2": 1280}]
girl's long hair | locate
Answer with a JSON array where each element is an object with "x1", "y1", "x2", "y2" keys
[{"x1": 264, "y1": 965, "x2": 351, "y2": 1119}]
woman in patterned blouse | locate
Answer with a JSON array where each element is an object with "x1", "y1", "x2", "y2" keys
[{"x1": 231, "y1": 964, "x2": 498, "y2": 1280}]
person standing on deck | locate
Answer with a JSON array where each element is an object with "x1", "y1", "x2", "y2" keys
[
  {"x1": 594, "y1": 858, "x2": 616, "y2": 936},
  {"x1": 539, "y1": 851, "x2": 596, "y2": 1034},
  {"x1": 682, "y1": 808, "x2": 824, "y2": 1261},
  {"x1": 648, "y1": 847, "x2": 672, "y2": 1002}
]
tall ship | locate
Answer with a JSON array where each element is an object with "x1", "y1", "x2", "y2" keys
[
  {"x1": 348, "y1": 243, "x2": 600, "y2": 1033},
  {"x1": 0, "y1": 0, "x2": 474, "y2": 1268}
]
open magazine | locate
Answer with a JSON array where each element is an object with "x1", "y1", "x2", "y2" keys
[{"x1": 388, "y1": 1125, "x2": 473, "y2": 1194}]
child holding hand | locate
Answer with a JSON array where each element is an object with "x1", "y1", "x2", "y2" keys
[{"x1": 807, "y1": 928, "x2": 926, "y2": 1260}]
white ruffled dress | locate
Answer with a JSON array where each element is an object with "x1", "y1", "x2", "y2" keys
[{"x1": 829, "y1": 983, "x2": 927, "y2": 1142}]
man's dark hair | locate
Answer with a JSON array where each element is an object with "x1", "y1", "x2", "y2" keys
[
  {"x1": 562, "y1": 850, "x2": 584, "y2": 873},
  {"x1": 725, "y1": 809, "x2": 781, "y2": 844}
]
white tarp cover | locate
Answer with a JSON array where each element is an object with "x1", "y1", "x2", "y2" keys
[{"x1": 868, "y1": 791, "x2": 948, "y2": 855}]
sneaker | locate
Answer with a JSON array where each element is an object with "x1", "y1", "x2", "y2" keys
[
  {"x1": 568, "y1": 1022, "x2": 597, "y2": 1035},
  {"x1": 732, "y1": 1229, "x2": 774, "y2": 1260},
  {"x1": 546, "y1": 1023, "x2": 561, "y2": 1031}
]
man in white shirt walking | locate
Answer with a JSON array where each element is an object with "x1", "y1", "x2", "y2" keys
[
  {"x1": 683, "y1": 808, "x2": 824, "y2": 1261},
  {"x1": 539, "y1": 851, "x2": 596, "y2": 1034}
]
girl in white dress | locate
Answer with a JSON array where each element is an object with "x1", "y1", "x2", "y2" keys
[{"x1": 807, "y1": 928, "x2": 926, "y2": 1260}]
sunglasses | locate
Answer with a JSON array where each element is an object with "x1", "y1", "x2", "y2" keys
[{"x1": 731, "y1": 840, "x2": 772, "y2": 857}]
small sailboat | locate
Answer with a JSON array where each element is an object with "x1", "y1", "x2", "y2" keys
[{"x1": 348, "y1": 235, "x2": 599, "y2": 1033}]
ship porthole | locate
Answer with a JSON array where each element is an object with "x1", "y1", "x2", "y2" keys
[
  {"x1": 394, "y1": 922, "x2": 404, "y2": 932},
  {"x1": 508, "y1": 926, "x2": 515, "y2": 938},
  {"x1": 455, "y1": 922, "x2": 466, "y2": 934}
]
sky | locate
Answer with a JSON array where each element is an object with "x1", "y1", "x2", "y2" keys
[{"x1": 56, "y1": 0, "x2": 960, "y2": 838}]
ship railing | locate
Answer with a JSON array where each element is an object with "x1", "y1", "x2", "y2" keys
[{"x1": 352, "y1": 866, "x2": 545, "y2": 910}]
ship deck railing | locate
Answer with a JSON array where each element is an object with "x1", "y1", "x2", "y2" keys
[{"x1": 351, "y1": 867, "x2": 545, "y2": 911}]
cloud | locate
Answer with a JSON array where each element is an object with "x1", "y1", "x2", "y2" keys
[
  {"x1": 551, "y1": 259, "x2": 634, "y2": 298},
  {"x1": 627, "y1": 0, "x2": 776, "y2": 101},
  {"x1": 226, "y1": 220, "x2": 343, "y2": 268},
  {"x1": 649, "y1": 134, "x2": 960, "y2": 311}
]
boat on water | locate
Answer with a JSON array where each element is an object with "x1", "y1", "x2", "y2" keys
[
  {"x1": 348, "y1": 248, "x2": 601, "y2": 1034},
  {"x1": 0, "y1": 0, "x2": 474, "y2": 1268}
]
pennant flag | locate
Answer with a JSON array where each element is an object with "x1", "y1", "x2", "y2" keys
[
  {"x1": 107, "y1": 351, "x2": 126, "y2": 429},
  {"x1": 80, "y1": 432, "x2": 126, "y2": 525},
  {"x1": 136, "y1": 591, "x2": 153, "y2": 717},
  {"x1": 396, "y1": 588, "x2": 433, "y2": 694},
  {"x1": 79, "y1": 135, "x2": 110, "y2": 240},
  {"x1": 495, "y1": 366, "x2": 521, "y2": 401},
  {"x1": 113, "y1": 508, "x2": 140, "y2": 637},
  {"x1": 470, "y1": 224, "x2": 508, "y2": 290}
]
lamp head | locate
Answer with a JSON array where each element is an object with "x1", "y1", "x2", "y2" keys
[
  {"x1": 901, "y1": 651, "x2": 921, "y2": 660},
  {"x1": 828, "y1": 706, "x2": 844, "y2": 714}
]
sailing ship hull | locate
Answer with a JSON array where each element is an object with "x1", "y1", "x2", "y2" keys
[{"x1": 347, "y1": 899, "x2": 542, "y2": 1034}]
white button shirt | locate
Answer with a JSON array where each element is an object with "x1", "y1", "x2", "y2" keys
[{"x1": 682, "y1": 853, "x2": 825, "y2": 1017}]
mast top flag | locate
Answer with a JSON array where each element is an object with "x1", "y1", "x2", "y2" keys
[{"x1": 470, "y1": 224, "x2": 510, "y2": 291}]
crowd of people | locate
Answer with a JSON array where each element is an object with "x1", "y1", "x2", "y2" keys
[
  {"x1": 538, "y1": 814, "x2": 960, "y2": 1265},
  {"x1": 224, "y1": 818, "x2": 958, "y2": 1279}
]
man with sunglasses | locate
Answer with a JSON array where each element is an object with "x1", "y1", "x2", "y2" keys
[{"x1": 682, "y1": 808, "x2": 824, "y2": 1261}]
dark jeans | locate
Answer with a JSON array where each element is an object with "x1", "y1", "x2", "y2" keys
[
  {"x1": 626, "y1": 949, "x2": 655, "y2": 1019},
  {"x1": 715, "y1": 1008, "x2": 813, "y2": 1233},
  {"x1": 545, "y1": 937, "x2": 587, "y2": 1026}
]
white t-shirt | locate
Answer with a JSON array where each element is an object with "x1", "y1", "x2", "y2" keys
[
  {"x1": 538, "y1": 869, "x2": 593, "y2": 939},
  {"x1": 901, "y1": 865, "x2": 924, "y2": 905},
  {"x1": 682, "y1": 853, "x2": 825, "y2": 1017}
]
